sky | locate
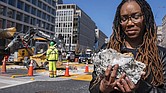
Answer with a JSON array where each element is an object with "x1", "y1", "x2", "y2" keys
[{"x1": 63, "y1": 0, "x2": 166, "y2": 37}]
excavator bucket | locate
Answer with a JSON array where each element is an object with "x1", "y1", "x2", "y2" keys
[{"x1": 0, "y1": 27, "x2": 16, "y2": 39}]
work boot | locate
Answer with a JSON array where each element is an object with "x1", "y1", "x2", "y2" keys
[{"x1": 53, "y1": 71, "x2": 56, "y2": 78}]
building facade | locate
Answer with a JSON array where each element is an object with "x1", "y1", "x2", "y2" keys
[
  {"x1": 162, "y1": 15, "x2": 166, "y2": 47},
  {"x1": 0, "y1": 0, "x2": 61, "y2": 35},
  {"x1": 95, "y1": 28, "x2": 108, "y2": 51},
  {"x1": 55, "y1": 4, "x2": 96, "y2": 53},
  {"x1": 157, "y1": 25, "x2": 163, "y2": 46}
]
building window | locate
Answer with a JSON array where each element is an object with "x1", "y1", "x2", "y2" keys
[
  {"x1": 52, "y1": 0, "x2": 56, "y2": 7},
  {"x1": 16, "y1": 12, "x2": 23, "y2": 21},
  {"x1": 16, "y1": 23, "x2": 22, "y2": 32},
  {"x1": 38, "y1": 1, "x2": 42, "y2": 8},
  {"x1": 24, "y1": 14, "x2": 30, "y2": 23},
  {"x1": 0, "y1": 18, "x2": 3, "y2": 28},
  {"x1": 30, "y1": 17, "x2": 35, "y2": 25},
  {"x1": 52, "y1": 8, "x2": 55, "y2": 15},
  {"x1": 25, "y1": 4, "x2": 30, "y2": 13},
  {"x1": 37, "y1": 10, "x2": 41, "y2": 17},
  {"x1": 42, "y1": 13, "x2": 46, "y2": 19},
  {"x1": 0, "y1": 5, "x2": 6, "y2": 16},
  {"x1": 31, "y1": 7, "x2": 36, "y2": 15},
  {"x1": 32, "y1": 0, "x2": 36, "y2": 5},
  {"x1": 36, "y1": 19, "x2": 41, "y2": 27},
  {"x1": 7, "y1": 8, "x2": 14, "y2": 18},
  {"x1": 8, "y1": 0, "x2": 16, "y2": 7},
  {"x1": 7, "y1": 20, "x2": 15, "y2": 28},
  {"x1": 43, "y1": 4, "x2": 47, "y2": 11},
  {"x1": 51, "y1": 17, "x2": 55, "y2": 23},
  {"x1": 47, "y1": 15, "x2": 50, "y2": 22},
  {"x1": 23, "y1": 25, "x2": 29, "y2": 33},
  {"x1": 47, "y1": 6, "x2": 51, "y2": 13},
  {"x1": 17, "y1": 0, "x2": 24, "y2": 10}
]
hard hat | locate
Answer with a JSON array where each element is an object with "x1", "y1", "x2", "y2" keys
[{"x1": 50, "y1": 41, "x2": 54, "y2": 46}]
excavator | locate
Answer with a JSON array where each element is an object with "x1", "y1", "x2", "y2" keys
[
  {"x1": 0, "y1": 27, "x2": 16, "y2": 64},
  {"x1": 6, "y1": 28, "x2": 66, "y2": 69}
]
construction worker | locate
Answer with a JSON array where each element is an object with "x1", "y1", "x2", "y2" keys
[{"x1": 46, "y1": 41, "x2": 58, "y2": 78}]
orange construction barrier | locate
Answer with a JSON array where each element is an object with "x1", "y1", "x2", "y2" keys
[
  {"x1": 28, "y1": 60, "x2": 33, "y2": 76},
  {"x1": 85, "y1": 62, "x2": 89, "y2": 73},
  {"x1": 64, "y1": 62, "x2": 70, "y2": 77},
  {"x1": 1, "y1": 56, "x2": 7, "y2": 73}
]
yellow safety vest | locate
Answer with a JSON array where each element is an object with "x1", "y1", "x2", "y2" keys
[{"x1": 46, "y1": 46, "x2": 58, "y2": 61}]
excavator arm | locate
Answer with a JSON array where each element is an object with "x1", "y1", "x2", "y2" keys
[{"x1": 5, "y1": 28, "x2": 65, "y2": 51}]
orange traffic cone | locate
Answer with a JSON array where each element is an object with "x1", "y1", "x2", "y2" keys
[
  {"x1": 1, "y1": 57, "x2": 6, "y2": 73},
  {"x1": 64, "y1": 62, "x2": 70, "y2": 77},
  {"x1": 28, "y1": 60, "x2": 33, "y2": 76},
  {"x1": 85, "y1": 61, "x2": 89, "y2": 73}
]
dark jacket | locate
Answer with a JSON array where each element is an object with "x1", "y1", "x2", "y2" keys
[{"x1": 89, "y1": 46, "x2": 166, "y2": 93}]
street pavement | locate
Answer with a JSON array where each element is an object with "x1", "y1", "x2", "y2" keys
[{"x1": 0, "y1": 62, "x2": 94, "y2": 93}]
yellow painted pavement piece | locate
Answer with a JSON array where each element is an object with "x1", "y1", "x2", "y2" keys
[
  {"x1": 11, "y1": 74, "x2": 28, "y2": 78},
  {"x1": 72, "y1": 74, "x2": 92, "y2": 81},
  {"x1": 61, "y1": 74, "x2": 92, "y2": 81}
]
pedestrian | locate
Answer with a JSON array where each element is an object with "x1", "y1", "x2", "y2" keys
[
  {"x1": 89, "y1": 0, "x2": 166, "y2": 93},
  {"x1": 46, "y1": 41, "x2": 58, "y2": 78}
]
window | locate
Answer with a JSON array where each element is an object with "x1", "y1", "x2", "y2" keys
[
  {"x1": 47, "y1": 15, "x2": 50, "y2": 21},
  {"x1": 51, "y1": 17, "x2": 55, "y2": 23},
  {"x1": 0, "y1": 18, "x2": 3, "y2": 28},
  {"x1": 23, "y1": 25, "x2": 29, "y2": 33},
  {"x1": 32, "y1": 0, "x2": 36, "y2": 5},
  {"x1": 37, "y1": 10, "x2": 41, "y2": 17},
  {"x1": 38, "y1": 1, "x2": 42, "y2": 8},
  {"x1": 16, "y1": 23, "x2": 22, "y2": 32},
  {"x1": 17, "y1": 0, "x2": 24, "y2": 10},
  {"x1": 7, "y1": 8, "x2": 14, "y2": 18},
  {"x1": 47, "y1": 6, "x2": 51, "y2": 13},
  {"x1": 25, "y1": 4, "x2": 30, "y2": 13},
  {"x1": 31, "y1": 7, "x2": 36, "y2": 15},
  {"x1": 52, "y1": 9, "x2": 55, "y2": 15},
  {"x1": 24, "y1": 14, "x2": 30, "y2": 23},
  {"x1": 36, "y1": 19, "x2": 41, "y2": 27},
  {"x1": 8, "y1": 0, "x2": 16, "y2": 6},
  {"x1": 30, "y1": 17, "x2": 35, "y2": 25},
  {"x1": 16, "y1": 12, "x2": 23, "y2": 21},
  {"x1": 42, "y1": 13, "x2": 46, "y2": 19},
  {"x1": 52, "y1": 0, "x2": 56, "y2": 7},
  {"x1": 43, "y1": 4, "x2": 46, "y2": 11},
  {"x1": 0, "y1": 5, "x2": 5, "y2": 16},
  {"x1": 7, "y1": 20, "x2": 15, "y2": 28}
]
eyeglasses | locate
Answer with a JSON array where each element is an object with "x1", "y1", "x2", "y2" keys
[{"x1": 120, "y1": 13, "x2": 143, "y2": 24}]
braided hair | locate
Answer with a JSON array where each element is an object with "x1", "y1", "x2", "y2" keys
[{"x1": 107, "y1": 0, "x2": 164, "y2": 86}]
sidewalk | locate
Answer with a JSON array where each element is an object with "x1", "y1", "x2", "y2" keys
[{"x1": 0, "y1": 63, "x2": 94, "y2": 89}]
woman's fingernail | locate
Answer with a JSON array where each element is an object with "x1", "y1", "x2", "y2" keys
[{"x1": 125, "y1": 77, "x2": 129, "y2": 80}]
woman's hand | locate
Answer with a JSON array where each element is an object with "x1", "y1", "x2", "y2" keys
[
  {"x1": 99, "y1": 64, "x2": 121, "y2": 93},
  {"x1": 116, "y1": 71, "x2": 145, "y2": 93},
  {"x1": 116, "y1": 76, "x2": 136, "y2": 93}
]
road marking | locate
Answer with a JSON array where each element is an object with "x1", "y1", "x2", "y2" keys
[{"x1": 0, "y1": 76, "x2": 34, "y2": 89}]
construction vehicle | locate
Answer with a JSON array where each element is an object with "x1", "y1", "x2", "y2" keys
[
  {"x1": 6, "y1": 28, "x2": 66, "y2": 69},
  {"x1": 0, "y1": 27, "x2": 16, "y2": 64}
]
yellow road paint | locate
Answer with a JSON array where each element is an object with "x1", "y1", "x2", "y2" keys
[
  {"x1": 11, "y1": 74, "x2": 28, "y2": 78},
  {"x1": 72, "y1": 74, "x2": 92, "y2": 81}
]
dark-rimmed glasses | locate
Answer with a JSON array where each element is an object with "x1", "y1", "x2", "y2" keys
[{"x1": 120, "y1": 13, "x2": 143, "y2": 24}]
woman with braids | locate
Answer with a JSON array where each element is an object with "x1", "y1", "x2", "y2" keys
[{"x1": 89, "y1": 0, "x2": 166, "y2": 93}]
